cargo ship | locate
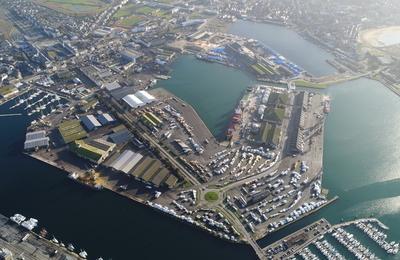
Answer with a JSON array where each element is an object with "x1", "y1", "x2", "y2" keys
[{"x1": 226, "y1": 108, "x2": 242, "y2": 139}]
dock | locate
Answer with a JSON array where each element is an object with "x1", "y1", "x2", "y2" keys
[
  {"x1": 0, "y1": 213, "x2": 81, "y2": 260},
  {"x1": 262, "y1": 218, "x2": 331, "y2": 259},
  {"x1": 0, "y1": 113, "x2": 22, "y2": 117},
  {"x1": 333, "y1": 217, "x2": 389, "y2": 230}
]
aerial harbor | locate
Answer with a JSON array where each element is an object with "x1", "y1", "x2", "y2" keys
[{"x1": 1, "y1": 0, "x2": 400, "y2": 259}]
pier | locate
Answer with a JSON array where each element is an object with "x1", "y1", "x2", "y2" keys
[
  {"x1": 0, "y1": 113, "x2": 22, "y2": 117},
  {"x1": 260, "y1": 217, "x2": 397, "y2": 259}
]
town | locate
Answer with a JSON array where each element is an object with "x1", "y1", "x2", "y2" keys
[{"x1": 0, "y1": 0, "x2": 400, "y2": 259}]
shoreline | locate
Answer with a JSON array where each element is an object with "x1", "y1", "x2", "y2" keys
[
  {"x1": 27, "y1": 151, "x2": 338, "y2": 251},
  {"x1": 25, "y1": 152, "x2": 243, "y2": 245}
]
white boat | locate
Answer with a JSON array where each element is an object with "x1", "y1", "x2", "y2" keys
[
  {"x1": 10, "y1": 214, "x2": 26, "y2": 224},
  {"x1": 79, "y1": 250, "x2": 88, "y2": 259},
  {"x1": 21, "y1": 218, "x2": 38, "y2": 230},
  {"x1": 67, "y1": 243, "x2": 75, "y2": 252}
]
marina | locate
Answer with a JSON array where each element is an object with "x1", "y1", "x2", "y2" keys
[{"x1": 263, "y1": 217, "x2": 398, "y2": 260}]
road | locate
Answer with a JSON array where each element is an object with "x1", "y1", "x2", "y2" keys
[
  {"x1": 113, "y1": 107, "x2": 202, "y2": 186},
  {"x1": 216, "y1": 205, "x2": 266, "y2": 260}
]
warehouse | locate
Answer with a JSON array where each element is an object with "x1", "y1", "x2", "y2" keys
[
  {"x1": 24, "y1": 130, "x2": 49, "y2": 151},
  {"x1": 151, "y1": 168, "x2": 170, "y2": 187},
  {"x1": 108, "y1": 129, "x2": 132, "y2": 144},
  {"x1": 81, "y1": 115, "x2": 102, "y2": 131},
  {"x1": 174, "y1": 139, "x2": 191, "y2": 154},
  {"x1": 135, "y1": 90, "x2": 156, "y2": 104},
  {"x1": 123, "y1": 94, "x2": 145, "y2": 109},
  {"x1": 110, "y1": 150, "x2": 143, "y2": 174},
  {"x1": 97, "y1": 113, "x2": 115, "y2": 125},
  {"x1": 70, "y1": 138, "x2": 115, "y2": 164},
  {"x1": 58, "y1": 120, "x2": 88, "y2": 144},
  {"x1": 26, "y1": 130, "x2": 46, "y2": 141},
  {"x1": 103, "y1": 81, "x2": 122, "y2": 92}
]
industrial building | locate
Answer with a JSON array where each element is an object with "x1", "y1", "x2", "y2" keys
[
  {"x1": 174, "y1": 139, "x2": 191, "y2": 154},
  {"x1": 24, "y1": 130, "x2": 49, "y2": 151},
  {"x1": 70, "y1": 138, "x2": 115, "y2": 164},
  {"x1": 135, "y1": 90, "x2": 156, "y2": 104},
  {"x1": 58, "y1": 120, "x2": 88, "y2": 144},
  {"x1": 108, "y1": 128, "x2": 132, "y2": 144},
  {"x1": 120, "y1": 48, "x2": 143, "y2": 63},
  {"x1": 109, "y1": 150, "x2": 143, "y2": 174},
  {"x1": 0, "y1": 86, "x2": 18, "y2": 99},
  {"x1": 123, "y1": 94, "x2": 145, "y2": 109},
  {"x1": 103, "y1": 81, "x2": 122, "y2": 92},
  {"x1": 81, "y1": 115, "x2": 102, "y2": 131},
  {"x1": 122, "y1": 90, "x2": 157, "y2": 109},
  {"x1": 97, "y1": 113, "x2": 115, "y2": 125}
]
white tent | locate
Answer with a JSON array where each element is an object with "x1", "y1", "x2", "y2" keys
[
  {"x1": 135, "y1": 90, "x2": 156, "y2": 104},
  {"x1": 123, "y1": 94, "x2": 145, "y2": 108}
]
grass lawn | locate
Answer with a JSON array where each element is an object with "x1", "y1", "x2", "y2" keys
[
  {"x1": 113, "y1": 3, "x2": 138, "y2": 18},
  {"x1": 118, "y1": 15, "x2": 144, "y2": 27},
  {"x1": 136, "y1": 6, "x2": 155, "y2": 15},
  {"x1": 35, "y1": 0, "x2": 107, "y2": 16},
  {"x1": 204, "y1": 191, "x2": 219, "y2": 202},
  {"x1": 293, "y1": 79, "x2": 327, "y2": 89}
]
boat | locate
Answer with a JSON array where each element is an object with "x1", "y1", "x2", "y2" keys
[
  {"x1": 94, "y1": 184, "x2": 103, "y2": 190},
  {"x1": 10, "y1": 214, "x2": 26, "y2": 224},
  {"x1": 79, "y1": 250, "x2": 88, "y2": 259},
  {"x1": 21, "y1": 218, "x2": 38, "y2": 230},
  {"x1": 119, "y1": 184, "x2": 128, "y2": 191},
  {"x1": 67, "y1": 243, "x2": 75, "y2": 252},
  {"x1": 39, "y1": 228, "x2": 48, "y2": 237},
  {"x1": 68, "y1": 172, "x2": 79, "y2": 180}
]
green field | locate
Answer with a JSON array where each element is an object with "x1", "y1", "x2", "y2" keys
[
  {"x1": 204, "y1": 191, "x2": 219, "y2": 202},
  {"x1": 113, "y1": 4, "x2": 161, "y2": 27},
  {"x1": 118, "y1": 15, "x2": 143, "y2": 27},
  {"x1": 263, "y1": 107, "x2": 285, "y2": 124},
  {"x1": 136, "y1": 6, "x2": 155, "y2": 15},
  {"x1": 35, "y1": 0, "x2": 108, "y2": 16},
  {"x1": 293, "y1": 79, "x2": 327, "y2": 89},
  {"x1": 113, "y1": 3, "x2": 138, "y2": 18},
  {"x1": 259, "y1": 122, "x2": 281, "y2": 146}
]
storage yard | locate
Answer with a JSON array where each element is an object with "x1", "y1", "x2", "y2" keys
[{"x1": 20, "y1": 82, "x2": 331, "y2": 259}]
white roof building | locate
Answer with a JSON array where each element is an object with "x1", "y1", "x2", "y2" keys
[
  {"x1": 24, "y1": 130, "x2": 49, "y2": 151},
  {"x1": 135, "y1": 90, "x2": 156, "y2": 104},
  {"x1": 97, "y1": 113, "x2": 115, "y2": 125},
  {"x1": 110, "y1": 150, "x2": 143, "y2": 174},
  {"x1": 123, "y1": 94, "x2": 144, "y2": 108},
  {"x1": 81, "y1": 115, "x2": 102, "y2": 131}
]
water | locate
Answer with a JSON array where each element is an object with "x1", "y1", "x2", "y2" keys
[
  {"x1": 156, "y1": 55, "x2": 254, "y2": 139},
  {"x1": 157, "y1": 22, "x2": 400, "y2": 259},
  {"x1": 228, "y1": 20, "x2": 337, "y2": 77},
  {"x1": 2, "y1": 21, "x2": 400, "y2": 260},
  {"x1": 0, "y1": 99, "x2": 256, "y2": 260}
]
